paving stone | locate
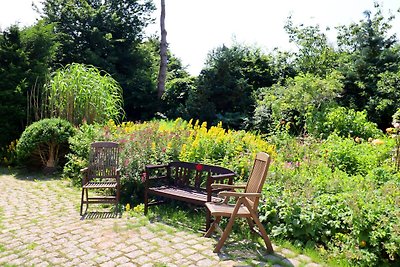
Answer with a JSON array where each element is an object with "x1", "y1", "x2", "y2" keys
[
  {"x1": 297, "y1": 254, "x2": 312, "y2": 263},
  {"x1": 114, "y1": 255, "x2": 131, "y2": 264},
  {"x1": 305, "y1": 263, "x2": 323, "y2": 267},
  {"x1": 187, "y1": 252, "x2": 205, "y2": 261},
  {"x1": 283, "y1": 258, "x2": 302, "y2": 267},
  {"x1": 126, "y1": 250, "x2": 145, "y2": 259},
  {"x1": 133, "y1": 255, "x2": 151, "y2": 265},
  {"x1": 196, "y1": 258, "x2": 219, "y2": 266}
]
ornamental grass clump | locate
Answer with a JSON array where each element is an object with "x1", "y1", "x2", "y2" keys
[{"x1": 40, "y1": 63, "x2": 124, "y2": 125}]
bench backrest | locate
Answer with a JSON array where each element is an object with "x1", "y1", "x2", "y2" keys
[{"x1": 168, "y1": 161, "x2": 234, "y2": 189}]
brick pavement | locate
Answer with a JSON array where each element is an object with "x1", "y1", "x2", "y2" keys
[{"x1": 0, "y1": 172, "x2": 325, "y2": 266}]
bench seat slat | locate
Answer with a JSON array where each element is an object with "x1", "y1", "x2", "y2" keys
[{"x1": 148, "y1": 185, "x2": 222, "y2": 204}]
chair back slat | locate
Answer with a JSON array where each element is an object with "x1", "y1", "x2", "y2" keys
[
  {"x1": 245, "y1": 152, "x2": 271, "y2": 208},
  {"x1": 88, "y1": 142, "x2": 119, "y2": 179}
]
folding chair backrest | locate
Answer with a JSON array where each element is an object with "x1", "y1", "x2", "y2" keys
[
  {"x1": 88, "y1": 141, "x2": 119, "y2": 179},
  {"x1": 245, "y1": 152, "x2": 271, "y2": 209}
]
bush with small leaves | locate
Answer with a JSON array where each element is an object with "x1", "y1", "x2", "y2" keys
[{"x1": 16, "y1": 118, "x2": 76, "y2": 172}]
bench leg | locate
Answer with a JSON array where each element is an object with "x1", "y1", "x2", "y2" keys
[{"x1": 144, "y1": 189, "x2": 148, "y2": 215}]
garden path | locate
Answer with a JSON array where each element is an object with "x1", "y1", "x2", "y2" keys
[{"x1": 0, "y1": 170, "x2": 325, "y2": 267}]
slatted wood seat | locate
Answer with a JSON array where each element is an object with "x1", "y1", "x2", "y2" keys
[
  {"x1": 144, "y1": 162, "x2": 236, "y2": 230},
  {"x1": 205, "y1": 152, "x2": 274, "y2": 253},
  {"x1": 147, "y1": 185, "x2": 224, "y2": 204},
  {"x1": 80, "y1": 141, "x2": 120, "y2": 215}
]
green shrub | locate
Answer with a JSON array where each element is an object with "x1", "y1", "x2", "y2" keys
[
  {"x1": 16, "y1": 118, "x2": 76, "y2": 172},
  {"x1": 62, "y1": 123, "x2": 103, "y2": 186},
  {"x1": 322, "y1": 134, "x2": 393, "y2": 176},
  {"x1": 319, "y1": 107, "x2": 382, "y2": 139},
  {"x1": 260, "y1": 132, "x2": 399, "y2": 266}
]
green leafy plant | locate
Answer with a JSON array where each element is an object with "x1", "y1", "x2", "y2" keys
[
  {"x1": 319, "y1": 107, "x2": 382, "y2": 139},
  {"x1": 16, "y1": 118, "x2": 75, "y2": 172},
  {"x1": 40, "y1": 63, "x2": 124, "y2": 125}
]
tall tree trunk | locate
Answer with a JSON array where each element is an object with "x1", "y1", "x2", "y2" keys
[{"x1": 157, "y1": 0, "x2": 167, "y2": 98}]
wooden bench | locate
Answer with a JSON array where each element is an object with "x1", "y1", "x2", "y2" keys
[{"x1": 144, "y1": 161, "x2": 236, "y2": 230}]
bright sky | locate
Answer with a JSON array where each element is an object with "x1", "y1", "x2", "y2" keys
[{"x1": 1, "y1": 0, "x2": 399, "y2": 75}]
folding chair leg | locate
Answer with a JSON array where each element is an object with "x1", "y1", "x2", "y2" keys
[
  {"x1": 205, "y1": 217, "x2": 221, "y2": 237},
  {"x1": 242, "y1": 199, "x2": 274, "y2": 253},
  {"x1": 214, "y1": 214, "x2": 236, "y2": 253},
  {"x1": 253, "y1": 216, "x2": 274, "y2": 253}
]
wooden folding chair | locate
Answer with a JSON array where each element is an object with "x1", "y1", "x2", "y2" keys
[
  {"x1": 205, "y1": 152, "x2": 273, "y2": 253},
  {"x1": 80, "y1": 141, "x2": 120, "y2": 215}
]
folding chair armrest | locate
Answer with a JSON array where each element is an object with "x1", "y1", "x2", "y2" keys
[{"x1": 218, "y1": 191, "x2": 262, "y2": 198}]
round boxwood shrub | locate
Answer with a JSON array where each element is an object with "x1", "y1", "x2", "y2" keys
[{"x1": 16, "y1": 118, "x2": 76, "y2": 172}]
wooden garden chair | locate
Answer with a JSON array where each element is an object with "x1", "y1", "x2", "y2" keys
[
  {"x1": 205, "y1": 152, "x2": 274, "y2": 253},
  {"x1": 80, "y1": 141, "x2": 120, "y2": 215}
]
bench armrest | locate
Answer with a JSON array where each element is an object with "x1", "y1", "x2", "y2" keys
[
  {"x1": 210, "y1": 173, "x2": 236, "y2": 181},
  {"x1": 211, "y1": 184, "x2": 246, "y2": 190},
  {"x1": 144, "y1": 164, "x2": 169, "y2": 188},
  {"x1": 145, "y1": 164, "x2": 168, "y2": 170},
  {"x1": 218, "y1": 191, "x2": 261, "y2": 198}
]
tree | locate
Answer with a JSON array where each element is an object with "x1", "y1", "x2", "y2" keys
[
  {"x1": 41, "y1": 0, "x2": 157, "y2": 120},
  {"x1": 157, "y1": 0, "x2": 167, "y2": 98},
  {"x1": 336, "y1": 3, "x2": 399, "y2": 128},
  {"x1": 254, "y1": 72, "x2": 344, "y2": 135},
  {"x1": 191, "y1": 44, "x2": 281, "y2": 129},
  {"x1": 284, "y1": 16, "x2": 339, "y2": 77},
  {"x1": 0, "y1": 22, "x2": 58, "y2": 147},
  {"x1": 375, "y1": 67, "x2": 400, "y2": 124}
]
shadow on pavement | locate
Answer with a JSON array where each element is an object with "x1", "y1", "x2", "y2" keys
[{"x1": 80, "y1": 211, "x2": 121, "y2": 220}]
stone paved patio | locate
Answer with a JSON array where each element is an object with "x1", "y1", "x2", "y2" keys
[{"x1": 0, "y1": 171, "x2": 326, "y2": 266}]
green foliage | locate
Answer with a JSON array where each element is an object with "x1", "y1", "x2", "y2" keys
[
  {"x1": 336, "y1": 4, "x2": 400, "y2": 128},
  {"x1": 0, "y1": 22, "x2": 58, "y2": 147},
  {"x1": 41, "y1": 0, "x2": 157, "y2": 121},
  {"x1": 317, "y1": 107, "x2": 382, "y2": 139},
  {"x1": 42, "y1": 63, "x2": 124, "y2": 125},
  {"x1": 259, "y1": 133, "x2": 399, "y2": 266},
  {"x1": 190, "y1": 43, "x2": 282, "y2": 129},
  {"x1": 322, "y1": 134, "x2": 392, "y2": 176},
  {"x1": 255, "y1": 72, "x2": 343, "y2": 135},
  {"x1": 375, "y1": 69, "x2": 400, "y2": 125},
  {"x1": 284, "y1": 16, "x2": 339, "y2": 76},
  {"x1": 16, "y1": 118, "x2": 75, "y2": 170},
  {"x1": 162, "y1": 76, "x2": 196, "y2": 118},
  {"x1": 62, "y1": 123, "x2": 102, "y2": 186}
]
